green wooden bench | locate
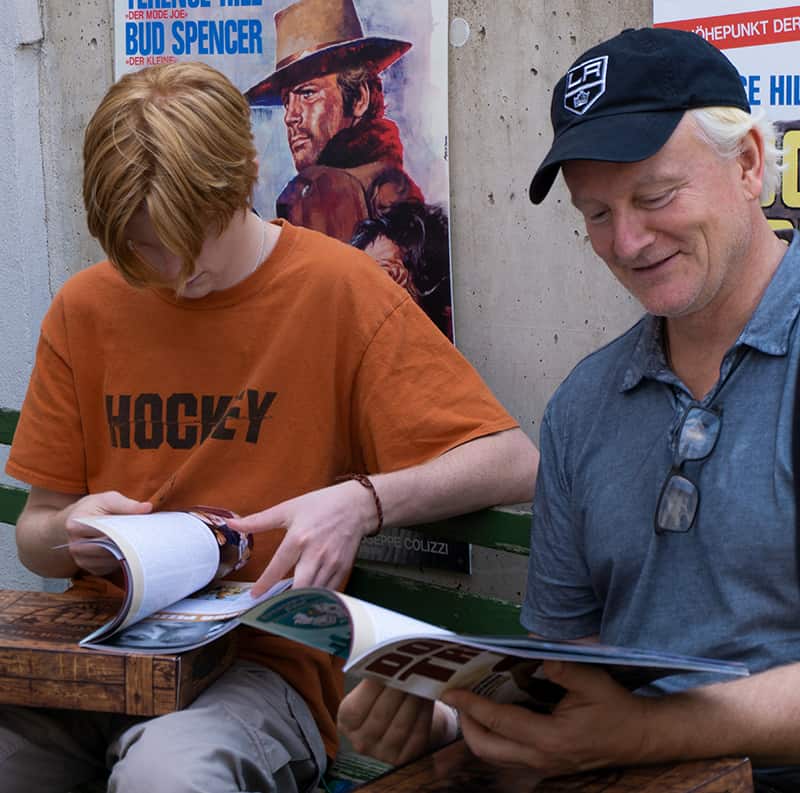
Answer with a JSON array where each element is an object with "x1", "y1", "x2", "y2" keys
[
  {"x1": 0, "y1": 409, "x2": 27, "y2": 530},
  {"x1": 345, "y1": 507, "x2": 529, "y2": 635},
  {"x1": 0, "y1": 407, "x2": 532, "y2": 790}
]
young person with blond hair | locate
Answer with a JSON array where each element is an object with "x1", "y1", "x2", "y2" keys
[{"x1": 3, "y1": 61, "x2": 537, "y2": 793}]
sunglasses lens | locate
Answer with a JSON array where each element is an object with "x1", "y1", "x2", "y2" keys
[
  {"x1": 656, "y1": 473, "x2": 698, "y2": 533},
  {"x1": 677, "y1": 407, "x2": 721, "y2": 461}
]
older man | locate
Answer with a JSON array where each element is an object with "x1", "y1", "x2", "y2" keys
[
  {"x1": 246, "y1": 0, "x2": 423, "y2": 242},
  {"x1": 339, "y1": 27, "x2": 800, "y2": 791}
]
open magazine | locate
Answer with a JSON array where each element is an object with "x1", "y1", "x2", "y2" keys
[
  {"x1": 70, "y1": 508, "x2": 290, "y2": 654},
  {"x1": 241, "y1": 588, "x2": 750, "y2": 708}
]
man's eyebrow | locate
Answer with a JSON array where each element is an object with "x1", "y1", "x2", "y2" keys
[
  {"x1": 635, "y1": 173, "x2": 683, "y2": 190},
  {"x1": 289, "y1": 80, "x2": 320, "y2": 92},
  {"x1": 568, "y1": 191, "x2": 601, "y2": 211},
  {"x1": 571, "y1": 174, "x2": 684, "y2": 208}
]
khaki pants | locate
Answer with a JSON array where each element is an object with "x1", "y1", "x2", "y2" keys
[{"x1": 0, "y1": 660, "x2": 325, "y2": 793}]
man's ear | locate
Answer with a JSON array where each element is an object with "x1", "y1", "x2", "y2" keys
[
  {"x1": 351, "y1": 82, "x2": 370, "y2": 122},
  {"x1": 738, "y1": 127, "x2": 766, "y2": 201}
]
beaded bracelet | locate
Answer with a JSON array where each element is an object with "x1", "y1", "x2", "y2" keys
[{"x1": 338, "y1": 473, "x2": 383, "y2": 536}]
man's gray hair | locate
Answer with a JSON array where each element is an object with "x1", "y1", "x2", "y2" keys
[{"x1": 689, "y1": 106, "x2": 783, "y2": 203}]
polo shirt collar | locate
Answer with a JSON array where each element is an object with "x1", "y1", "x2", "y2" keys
[{"x1": 621, "y1": 231, "x2": 800, "y2": 393}]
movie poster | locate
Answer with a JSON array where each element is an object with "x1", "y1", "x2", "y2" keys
[
  {"x1": 115, "y1": 0, "x2": 453, "y2": 341},
  {"x1": 114, "y1": 0, "x2": 469, "y2": 573},
  {"x1": 654, "y1": 1, "x2": 800, "y2": 230}
]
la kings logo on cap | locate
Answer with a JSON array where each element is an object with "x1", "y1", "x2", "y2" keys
[{"x1": 564, "y1": 55, "x2": 608, "y2": 116}]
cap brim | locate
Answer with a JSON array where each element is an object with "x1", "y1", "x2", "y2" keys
[
  {"x1": 245, "y1": 37, "x2": 411, "y2": 107},
  {"x1": 528, "y1": 109, "x2": 685, "y2": 204}
]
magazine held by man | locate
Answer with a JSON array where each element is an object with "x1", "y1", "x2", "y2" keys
[
  {"x1": 70, "y1": 508, "x2": 291, "y2": 654},
  {"x1": 240, "y1": 587, "x2": 750, "y2": 709}
]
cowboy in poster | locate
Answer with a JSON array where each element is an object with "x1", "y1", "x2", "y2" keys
[
  {"x1": 246, "y1": 0, "x2": 453, "y2": 340},
  {"x1": 245, "y1": 0, "x2": 424, "y2": 241}
]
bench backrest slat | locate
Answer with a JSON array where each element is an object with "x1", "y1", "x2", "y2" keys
[
  {"x1": 0, "y1": 409, "x2": 18, "y2": 446},
  {"x1": 0, "y1": 409, "x2": 26, "y2": 525},
  {"x1": 346, "y1": 566, "x2": 525, "y2": 635},
  {"x1": 403, "y1": 507, "x2": 530, "y2": 555},
  {"x1": 0, "y1": 486, "x2": 27, "y2": 526}
]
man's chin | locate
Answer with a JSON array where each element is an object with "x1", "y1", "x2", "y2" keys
[
  {"x1": 292, "y1": 155, "x2": 317, "y2": 171},
  {"x1": 289, "y1": 140, "x2": 321, "y2": 171}
]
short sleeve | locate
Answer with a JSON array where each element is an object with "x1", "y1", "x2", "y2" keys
[
  {"x1": 521, "y1": 404, "x2": 601, "y2": 639},
  {"x1": 351, "y1": 296, "x2": 517, "y2": 473},
  {"x1": 6, "y1": 295, "x2": 87, "y2": 493}
]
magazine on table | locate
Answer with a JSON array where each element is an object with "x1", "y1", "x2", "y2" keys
[
  {"x1": 68, "y1": 508, "x2": 290, "y2": 654},
  {"x1": 240, "y1": 588, "x2": 750, "y2": 709}
]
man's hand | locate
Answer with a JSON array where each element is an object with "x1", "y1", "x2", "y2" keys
[
  {"x1": 338, "y1": 679, "x2": 458, "y2": 766},
  {"x1": 442, "y1": 661, "x2": 653, "y2": 777},
  {"x1": 63, "y1": 492, "x2": 153, "y2": 575},
  {"x1": 228, "y1": 480, "x2": 378, "y2": 595}
]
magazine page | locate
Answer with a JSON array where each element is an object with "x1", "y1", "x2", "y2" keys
[
  {"x1": 82, "y1": 614, "x2": 238, "y2": 655},
  {"x1": 240, "y1": 587, "x2": 749, "y2": 706},
  {"x1": 241, "y1": 589, "x2": 557, "y2": 703},
  {"x1": 344, "y1": 633, "x2": 749, "y2": 706},
  {"x1": 347, "y1": 637, "x2": 550, "y2": 704},
  {"x1": 73, "y1": 511, "x2": 222, "y2": 639},
  {"x1": 458, "y1": 634, "x2": 749, "y2": 675},
  {"x1": 240, "y1": 587, "x2": 451, "y2": 661},
  {"x1": 69, "y1": 538, "x2": 134, "y2": 640},
  {"x1": 82, "y1": 579, "x2": 294, "y2": 655},
  {"x1": 153, "y1": 579, "x2": 292, "y2": 621}
]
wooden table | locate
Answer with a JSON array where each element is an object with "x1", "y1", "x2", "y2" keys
[
  {"x1": 357, "y1": 739, "x2": 753, "y2": 792},
  {"x1": 0, "y1": 589, "x2": 236, "y2": 716}
]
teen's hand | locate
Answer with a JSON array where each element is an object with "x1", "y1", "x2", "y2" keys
[
  {"x1": 338, "y1": 679, "x2": 458, "y2": 765},
  {"x1": 63, "y1": 491, "x2": 153, "y2": 575},
  {"x1": 228, "y1": 480, "x2": 379, "y2": 595}
]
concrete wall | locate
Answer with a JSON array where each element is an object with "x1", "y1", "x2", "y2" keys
[
  {"x1": 450, "y1": 0, "x2": 648, "y2": 439},
  {"x1": 0, "y1": 0, "x2": 651, "y2": 594},
  {"x1": 0, "y1": 0, "x2": 54, "y2": 590}
]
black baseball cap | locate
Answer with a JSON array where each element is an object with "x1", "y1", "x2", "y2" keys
[{"x1": 529, "y1": 27, "x2": 750, "y2": 204}]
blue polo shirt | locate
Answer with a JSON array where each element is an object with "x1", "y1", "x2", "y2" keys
[{"x1": 522, "y1": 233, "x2": 800, "y2": 692}]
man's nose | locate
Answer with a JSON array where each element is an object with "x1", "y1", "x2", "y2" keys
[
  {"x1": 611, "y1": 209, "x2": 655, "y2": 262},
  {"x1": 284, "y1": 94, "x2": 301, "y2": 126}
]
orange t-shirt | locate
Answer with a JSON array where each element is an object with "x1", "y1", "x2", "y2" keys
[{"x1": 7, "y1": 220, "x2": 518, "y2": 756}]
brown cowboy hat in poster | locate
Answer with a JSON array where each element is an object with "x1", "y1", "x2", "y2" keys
[{"x1": 245, "y1": 0, "x2": 412, "y2": 106}]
